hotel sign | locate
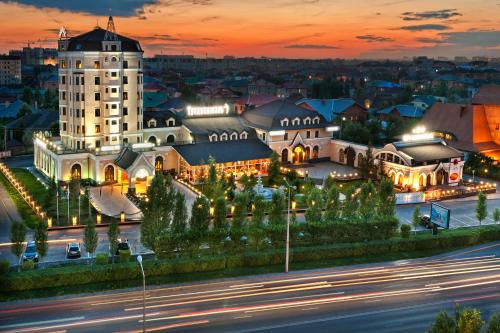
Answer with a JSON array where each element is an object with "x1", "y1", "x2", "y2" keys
[
  {"x1": 187, "y1": 104, "x2": 229, "y2": 117},
  {"x1": 448, "y1": 158, "x2": 461, "y2": 185}
]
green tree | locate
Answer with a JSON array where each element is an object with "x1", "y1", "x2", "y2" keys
[
  {"x1": 84, "y1": 218, "x2": 98, "y2": 259},
  {"x1": 486, "y1": 312, "x2": 500, "y2": 333},
  {"x1": 456, "y1": 307, "x2": 484, "y2": 333},
  {"x1": 358, "y1": 147, "x2": 376, "y2": 179},
  {"x1": 232, "y1": 192, "x2": 248, "y2": 229},
  {"x1": 358, "y1": 180, "x2": 377, "y2": 220},
  {"x1": 267, "y1": 152, "x2": 281, "y2": 185},
  {"x1": 251, "y1": 194, "x2": 266, "y2": 227},
  {"x1": 10, "y1": 221, "x2": 26, "y2": 271},
  {"x1": 268, "y1": 190, "x2": 286, "y2": 225},
  {"x1": 400, "y1": 224, "x2": 411, "y2": 239},
  {"x1": 43, "y1": 89, "x2": 53, "y2": 109},
  {"x1": 428, "y1": 311, "x2": 455, "y2": 333},
  {"x1": 476, "y1": 192, "x2": 487, "y2": 226},
  {"x1": 34, "y1": 221, "x2": 48, "y2": 264},
  {"x1": 324, "y1": 184, "x2": 340, "y2": 222},
  {"x1": 17, "y1": 103, "x2": 32, "y2": 118},
  {"x1": 412, "y1": 205, "x2": 421, "y2": 234},
  {"x1": 377, "y1": 177, "x2": 396, "y2": 217},
  {"x1": 20, "y1": 87, "x2": 33, "y2": 105},
  {"x1": 107, "y1": 218, "x2": 119, "y2": 263},
  {"x1": 213, "y1": 196, "x2": 227, "y2": 230},
  {"x1": 342, "y1": 187, "x2": 359, "y2": 220},
  {"x1": 33, "y1": 88, "x2": 42, "y2": 107},
  {"x1": 492, "y1": 208, "x2": 500, "y2": 224},
  {"x1": 172, "y1": 191, "x2": 187, "y2": 234},
  {"x1": 190, "y1": 196, "x2": 210, "y2": 236},
  {"x1": 141, "y1": 174, "x2": 175, "y2": 253},
  {"x1": 305, "y1": 187, "x2": 323, "y2": 223}
]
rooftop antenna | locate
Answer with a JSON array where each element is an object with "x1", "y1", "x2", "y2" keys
[{"x1": 104, "y1": 11, "x2": 118, "y2": 41}]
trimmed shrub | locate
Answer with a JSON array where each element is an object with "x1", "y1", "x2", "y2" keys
[
  {"x1": 119, "y1": 250, "x2": 131, "y2": 263},
  {"x1": 1, "y1": 226, "x2": 499, "y2": 293},
  {"x1": 0, "y1": 260, "x2": 10, "y2": 275},
  {"x1": 400, "y1": 224, "x2": 411, "y2": 239},
  {"x1": 21, "y1": 260, "x2": 35, "y2": 271},
  {"x1": 95, "y1": 253, "x2": 108, "y2": 265}
]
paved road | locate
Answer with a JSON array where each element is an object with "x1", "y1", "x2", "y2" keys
[{"x1": 0, "y1": 243, "x2": 498, "y2": 333}]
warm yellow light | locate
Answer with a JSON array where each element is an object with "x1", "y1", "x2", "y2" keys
[
  {"x1": 209, "y1": 207, "x2": 215, "y2": 216},
  {"x1": 120, "y1": 211, "x2": 125, "y2": 223},
  {"x1": 291, "y1": 201, "x2": 296, "y2": 210},
  {"x1": 72, "y1": 216, "x2": 77, "y2": 226},
  {"x1": 96, "y1": 214, "x2": 102, "y2": 224},
  {"x1": 47, "y1": 218, "x2": 52, "y2": 228}
]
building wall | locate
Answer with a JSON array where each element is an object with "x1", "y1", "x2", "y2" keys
[
  {"x1": 483, "y1": 105, "x2": 500, "y2": 145},
  {"x1": 268, "y1": 128, "x2": 331, "y2": 162}
]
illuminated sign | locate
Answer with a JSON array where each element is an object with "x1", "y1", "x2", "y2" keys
[
  {"x1": 269, "y1": 130, "x2": 286, "y2": 136},
  {"x1": 430, "y1": 203, "x2": 450, "y2": 229},
  {"x1": 448, "y1": 158, "x2": 462, "y2": 185},
  {"x1": 402, "y1": 132, "x2": 434, "y2": 142},
  {"x1": 326, "y1": 126, "x2": 340, "y2": 132},
  {"x1": 187, "y1": 104, "x2": 229, "y2": 117}
]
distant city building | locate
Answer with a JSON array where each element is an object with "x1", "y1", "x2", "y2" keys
[
  {"x1": 295, "y1": 98, "x2": 367, "y2": 122},
  {"x1": 375, "y1": 104, "x2": 425, "y2": 121},
  {"x1": 0, "y1": 55, "x2": 21, "y2": 86}
]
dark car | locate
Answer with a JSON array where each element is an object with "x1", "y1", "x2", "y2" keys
[
  {"x1": 115, "y1": 239, "x2": 130, "y2": 255},
  {"x1": 23, "y1": 241, "x2": 39, "y2": 262},
  {"x1": 66, "y1": 242, "x2": 81, "y2": 259},
  {"x1": 420, "y1": 215, "x2": 433, "y2": 229}
]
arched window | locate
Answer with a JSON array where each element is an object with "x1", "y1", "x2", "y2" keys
[
  {"x1": 155, "y1": 156, "x2": 163, "y2": 172},
  {"x1": 281, "y1": 149, "x2": 288, "y2": 163},
  {"x1": 304, "y1": 146, "x2": 310, "y2": 160},
  {"x1": 166, "y1": 134, "x2": 175, "y2": 143},
  {"x1": 167, "y1": 118, "x2": 175, "y2": 127},
  {"x1": 240, "y1": 131, "x2": 248, "y2": 139},
  {"x1": 339, "y1": 149, "x2": 345, "y2": 164},
  {"x1": 220, "y1": 133, "x2": 228, "y2": 141},
  {"x1": 209, "y1": 133, "x2": 218, "y2": 142},
  {"x1": 230, "y1": 132, "x2": 238, "y2": 140},
  {"x1": 357, "y1": 153, "x2": 364, "y2": 167},
  {"x1": 312, "y1": 146, "x2": 319, "y2": 159},
  {"x1": 303, "y1": 117, "x2": 311, "y2": 125},
  {"x1": 148, "y1": 136, "x2": 157, "y2": 145},
  {"x1": 105, "y1": 165, "x2": 114, "y2": 182},
  {"x1": 281, "y1": 118, "x2": 289, "y2": 127},
  {"x1": 313, "y1": 116, "x2": 320, "y2": 124},
  {"x1": 71, "y1": 164, "x2": 81, "y2": 180},
  {"x1": 292, "y1": 117, "x2": 300, "y2": 126},
  {"x1": 419, "y1": 174, "x2": 425, "y2": 187},
  {"x1": 111, "y1": 57, "x2": 117, "y2": 62}
]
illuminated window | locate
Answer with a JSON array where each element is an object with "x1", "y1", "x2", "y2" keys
[
  {"x1": 76, "y1": 60, "x2": 82, "y2": 69},
  {"x1": 93, "y1": 61, "x2": 100, "y2": 69},
  {"x1": 95, "y1": 125, "x2": 100, "y2": 133},
  {"x1": 61, "y1": 60, "x2": 66, "y2": 69}
]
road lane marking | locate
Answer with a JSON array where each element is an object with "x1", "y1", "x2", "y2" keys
[{"x1": 0, "y1": 317, "x2": 84, "y2": 329}]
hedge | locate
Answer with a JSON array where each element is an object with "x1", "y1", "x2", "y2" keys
[{"x1": 1, "y1": 226, "x2": 499, "y2": 293}]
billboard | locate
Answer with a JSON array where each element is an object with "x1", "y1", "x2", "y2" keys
[
  {"x1": 430, "y1": 203, "x2": 450, "y2": 229},
  {"x1": 448, "y1": 158, "x2": 461, "y2": 185}
]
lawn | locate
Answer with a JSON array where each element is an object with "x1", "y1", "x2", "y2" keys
[{"x1": 9, "y1": 168, "x2": 95, "y2": 227}]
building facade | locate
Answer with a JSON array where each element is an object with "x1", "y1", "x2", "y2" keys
[
  {"x1": 57, "y1": 18, "x2": 144, "y2": 151},
  {"x1": 0, "y1": 55, "x2": 21, "y2": 86}
]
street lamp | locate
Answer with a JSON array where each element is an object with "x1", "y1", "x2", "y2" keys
[
  {"x1": 137, "y1": 255, "x2": 146, "y2": 333},
  {"x1": 283, "y1": 177, "x2": 296, "y2": 273},
  {"x1": 339, "y1": 116, "x2": 346, "y2": 140}
]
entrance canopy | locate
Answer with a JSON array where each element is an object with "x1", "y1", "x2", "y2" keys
[{"x1": 114, "y1": 147, "x2": 155, "y2": 194}]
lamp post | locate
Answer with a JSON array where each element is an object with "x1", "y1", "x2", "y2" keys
[
  {"x1": 283, "y1": 177, "x2": 296, "y2": 273},
  {"x1": 56, "y1": 188, "x2": 59, "y2": 226},
  {"x1": 66, "y1": 186, "x2": 70, "y2": 225},
  {"x1": 339, "y1": 116, "x2": 346, "y2": 140},
  {"x1": 472, "y1": 169, "x2": 475, "y2": 183},
  {"x1": 137, "y1": 255, "x2": 146, "y2": 333}
]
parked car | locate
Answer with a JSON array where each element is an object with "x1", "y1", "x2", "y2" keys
[
  {"x1": 23, "y1": 241, "x2": 39, "y2": 262},
  {"x1": 66, "y1": 242, "x2": 81, "y2": 259},
  {"x1": 420, "y1": 215, "x2": 432, "y2": 229},
  {"x1": 114, "y1": 239, "x2": 130, "y2": 255}
]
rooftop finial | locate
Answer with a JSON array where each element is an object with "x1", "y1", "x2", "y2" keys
[{"x1": 104, "y1": 15, "x2": 118, "y2": 41}]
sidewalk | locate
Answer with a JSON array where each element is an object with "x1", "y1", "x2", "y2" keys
[{"x1": 90, "y1": 184, "x2": 142, "y2": 219}]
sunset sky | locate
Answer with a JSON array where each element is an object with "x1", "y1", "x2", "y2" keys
[{"x1": 0, "y1": 0, "x2": 499, "y2": 59}]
